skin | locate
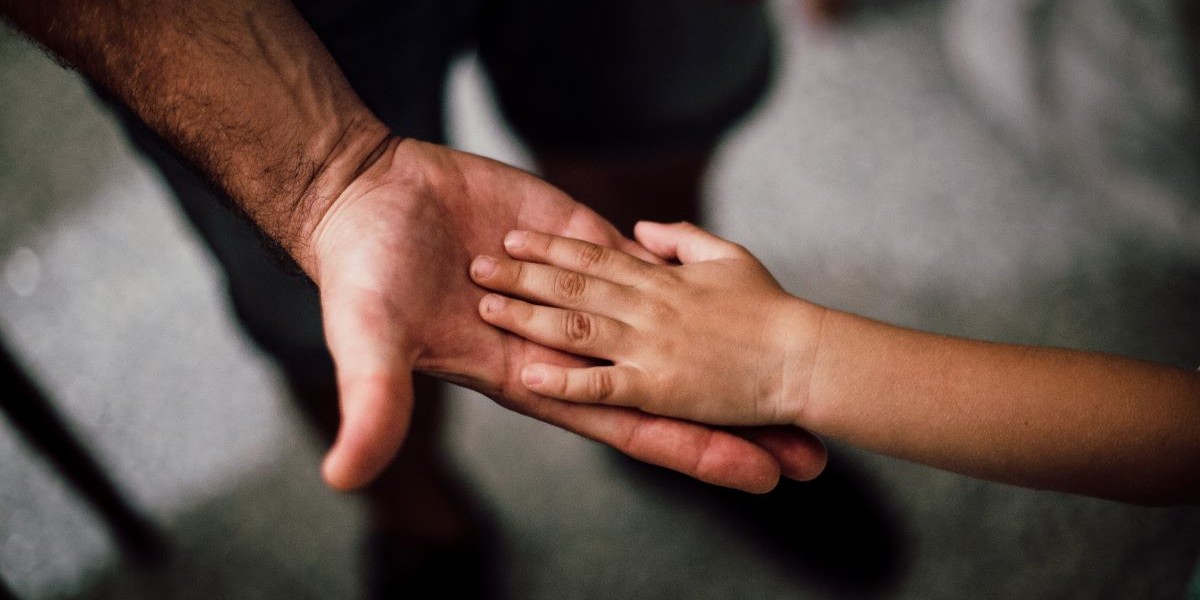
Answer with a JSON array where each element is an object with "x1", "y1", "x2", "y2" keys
[
  {"x1": 471, "y1": 222, "x2": 1200, "y2": 506},
  {"x1": 0, "y1": 0, "x2": 827, "y2": 493},
  {"x1": 309, "y1": 139, "x2": 829, "y2": 491}
]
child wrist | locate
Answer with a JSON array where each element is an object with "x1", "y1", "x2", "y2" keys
[{"x1": 774, "y1": 296, "x2": 827, "y2": 428}]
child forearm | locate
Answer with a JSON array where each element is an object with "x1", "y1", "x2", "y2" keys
[
  {"x1": 467, "y1": 224, "x2": 1200, "y2": 502},
  {"x1": 798, "y1": 306, "x2": 1200, "y2": 505}
]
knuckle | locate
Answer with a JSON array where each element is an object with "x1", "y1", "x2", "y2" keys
[
  {"x1": 588, "y1": 370, "x2": 616, "y2": 401},
  {"x1": 553, "y1": 371, "x2": 573, "y2": 397},
  {"x1": 629, "y1": 261, "x2": 654, "y2": 281},
  {"x1": 575, "y1": 242, "x2": 608, "y2": 269},
  {"x1": 512, "y1": 300, "x2": 537, "y2": 325},
  {"x1": 563, "y1": 310, "x2": 596, "y2": 344},
  {"x1": 510, "y1": 260, "x2": 529, "y2": 288},
  {"x1": 639, "y1": 267, "x2": 675, "y2": 290},
  {"x1": 553, "y1": 269, "x2": 587, "y2": 301},
  {"x1": 642, "y1": 298, "x2": 677, "y2": 326}
]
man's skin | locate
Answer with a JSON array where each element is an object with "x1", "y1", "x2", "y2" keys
[{"x1": 1, "y1": 0, "x2": 827, "y2": 492}]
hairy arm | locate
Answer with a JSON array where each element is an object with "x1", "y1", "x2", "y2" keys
[
  {"x1": 0, "y1": 0, "x2": 388, "y2": 271},
  {"x1": 1, "y1": 5, "x2": 831, "y2": 492}
]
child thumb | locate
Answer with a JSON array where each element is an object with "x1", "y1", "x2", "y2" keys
[{"x1": 633, "y1": 221, "x2": 749, "y2": 264}]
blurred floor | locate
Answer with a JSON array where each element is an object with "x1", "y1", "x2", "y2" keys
[{"x1": 2, "y1": 1, "x2": 1199, "y2": 599}]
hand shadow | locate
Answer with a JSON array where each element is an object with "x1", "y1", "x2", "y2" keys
[{"x1": 614, "y1": 442, "x2": 908, "y2": 597}]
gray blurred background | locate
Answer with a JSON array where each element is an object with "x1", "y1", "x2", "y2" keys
[{"x1": 3, "y1": 0, "x2": 1200, "y2": 598}]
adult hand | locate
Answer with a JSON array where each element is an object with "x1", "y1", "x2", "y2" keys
[
  {"x1": 0, "y1": 0, "x2": 823, "y2": 494},
  {"x1": 306, "y1": 138, "x2": 827, "y2": 493}
]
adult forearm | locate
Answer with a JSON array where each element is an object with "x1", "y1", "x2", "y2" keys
[
  {"x1": 0, "y1": 0, "x2": 390, "y2": 271},
  {"x1": 801, "y1": 308, "x2": 1200, "y2": 505}
]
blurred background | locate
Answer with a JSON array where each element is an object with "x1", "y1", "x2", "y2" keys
[{"x1": 2, "y1": 0, "x2": 1200, "y2": 598}]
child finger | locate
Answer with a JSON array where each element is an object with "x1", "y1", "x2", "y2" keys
[
  {"x1": 503, "y1": 230, "x2": 653, "y2": 286},
  {"x1": 471, "y1": 254, "x2": 635, "y2": 315},
  {"x1": 478, "y1": 293, "x2": 627, "y2": 358},
  {"x1": 520, "y1": 363, "x2": 642, "y2": 408}
]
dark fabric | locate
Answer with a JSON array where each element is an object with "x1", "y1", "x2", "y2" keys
[{"x1": 107, "y1": 0, "x2": 774, "y2": 368}]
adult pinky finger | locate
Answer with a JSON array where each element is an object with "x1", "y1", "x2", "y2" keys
[{"x1": 521, "y1": 363, "x2": 643, "y2": 407}]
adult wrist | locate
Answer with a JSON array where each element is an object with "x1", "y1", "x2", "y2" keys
[{"x1": 281, "y1": 115, "x2": 393, "y2": 277}]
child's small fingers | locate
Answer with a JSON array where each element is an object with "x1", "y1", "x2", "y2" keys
[
  {"x1": 471, "y1": 254, "x2": 634, "y2": 314},
  {"x1": 478, "y1": 293, "x2": 627, "y2": 358},
  {"x1": 521, "y1": 363, "x2": 641, "y2": 407},
  {"x1": 503, "y1": 230, "x2": 653, "y2": 286}
]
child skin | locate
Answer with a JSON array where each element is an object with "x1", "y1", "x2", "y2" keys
[{"x1": 468, "y1": 221, "x2": 1200, "y2": 506}]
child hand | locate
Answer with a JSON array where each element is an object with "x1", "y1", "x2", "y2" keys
[{"x1": 469, "y1": 221, "x2": 826, "y2": 427}]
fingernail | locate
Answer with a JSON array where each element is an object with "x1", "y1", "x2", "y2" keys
[
  {"x1": 504, "y1": 230, "x2": 527, "y2": 250},
  {"x1": 522, "y1": 365, "x2": 545, "y2": 386},
  {"x1": 481, "y1": 294, "x2": 505, "y2": 314},
  {"x1": 472, "y1": 255, "x2": 497, "y2": 279}
]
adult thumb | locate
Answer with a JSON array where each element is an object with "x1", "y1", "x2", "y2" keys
[
  {"x1": 736, "y1": 426, "x2": 828, "y2": 482},
  {"x1": 318, "y1": 288, "x2": 416, "y2": 491}
]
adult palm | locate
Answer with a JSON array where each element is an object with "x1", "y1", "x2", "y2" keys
[{"x1": 309, "y1": 138, "x2": 826, "y2": 493}]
